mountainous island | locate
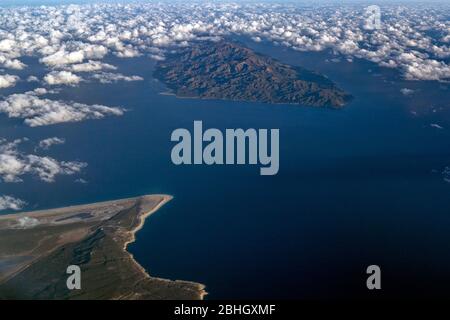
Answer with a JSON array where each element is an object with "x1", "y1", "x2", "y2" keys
[
  {"x1": 0, "y1": 195, "x2": 205, "y2": 300},
  {"x1": 154, "y1": 41, "x2": 352, "y2": 107}
]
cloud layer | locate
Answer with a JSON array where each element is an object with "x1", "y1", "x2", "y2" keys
[
  {"x1": 0, "y1": 2, "x2": 446, "y2": 81},
  {"x1": 0, "y1": 3, "x2": 447, "y2": 82}
]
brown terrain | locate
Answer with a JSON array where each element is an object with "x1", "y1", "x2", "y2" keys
[
  {"x1": 0, "y1": 195, "x2": 206, "y2": 300},
  {"x1": 154, "y1": 41, "x2": 352, "y2": 107}
]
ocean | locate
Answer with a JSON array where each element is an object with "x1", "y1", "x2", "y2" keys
[{"x1": 1, "y1": 38, "x2": 450, "y2": 299}]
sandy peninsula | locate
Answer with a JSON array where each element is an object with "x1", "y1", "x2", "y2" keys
[{"x1": 0, "y1": 195, "x2": 206, "y2": 300}]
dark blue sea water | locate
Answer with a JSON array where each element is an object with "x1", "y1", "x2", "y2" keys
[{"x1": 1, "y1": 38, "x2": 450, "y2": 299}]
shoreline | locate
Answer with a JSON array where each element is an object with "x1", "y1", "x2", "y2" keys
[
  {"x1": 0, "y1": 194, "x2": 207, "y2": 300},
  {"x1": 123, "y1": 194, "x2": 173, "y2": 251},
  {"x1": 158, "y1": 90, "x2": 347, "y2": 108},
  {"x1": 123, "y1": 194, "x2": 208, "y2": 300},
  {"x1": 0, "y1": 196, "x2": 146, "y2": 219}
]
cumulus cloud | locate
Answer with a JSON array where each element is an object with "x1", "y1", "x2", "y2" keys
[
  {"x1": 0, "y1": 56, "x2": 26, "y2": 70},
  {"x1": 0, "y1": 39, "x2": 16, "y2": 52},
  {"x1": 400, "y1": 88, "x2": 414, "y2": 96},
  {"x1": 41, "y1": 50, "x2": 85, "y2": 67},
  {"x1": 0, "y1": 74, "x2": 19, "y2": 88},
  {"x1": 0, "y1": 90, "x2": 124, "y2": 126},
  {"x1": 38, "y1": 137, "x2": 65, "y2": 150},
  {"x1": 0, "y1": 195, "x2": 26, "y2": 211},
  {"x1": 69, "y1": 60, "x2": 117, "y2": 72},
  {"x1": 39, "y1": 43, "x2": 108, "y2": 67},
  {"x1": 27, "y1": 76, "x2": 39, "y2": 82},
  {"x1": 91, "y1": 72, "x2": 143, "y2": 83},
  {"x1": 44, "y1": 71, "x2": 82, "y2": 86},
  {"x1": 0, "y1": 138, "x2": 86, "y2": 183},
  {"x1": 33, "y1": 87, "x2": 48, "y2": 95}
]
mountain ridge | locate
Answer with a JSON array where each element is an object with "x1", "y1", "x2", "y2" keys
[{"x1": 154, "y1": 40, "x2": 352, "y2": 108}]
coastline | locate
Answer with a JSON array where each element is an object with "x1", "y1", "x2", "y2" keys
[
  {"x1": 0, "y1": 194, "x2": 207, "y2": 300},
  {"x1": 122, "y1": 194, "x2": 173, "y2": 251},
  {"x1": 123, "y1": 194, "x2": 208, "y2": 300},
  {"x1": 158, "y1": 90, "x2": 347, "y2": 108}
]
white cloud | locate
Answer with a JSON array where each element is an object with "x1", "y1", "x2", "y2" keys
[
  {"x1": 27, "y1": 76, "x2": 39, "y2": 82},
  {"x1": 430, "y1": 123, "x2": 444, "y2": 130},
  {"x1": 44, "y1": 71, "x2": 82, "y2": 86},
  {"x1": 0, "y1": 3, "x2": 448, "y2": 82},
  {"x1": 443, "y1": 166, "x2": 450, "y2": 183},
  {"x1": 38, "y1": 137, "x2": 66, "y2": 150},
  {"x1": 400, "y1": 88, "x2": 414, "y2": 96},
  {"x1": 0, "y1": 138, "x2": 86, "y2": 183},
  {"x1": 39, "y1": 43, "x2": 108, "y2": 68},
  {"x1": 41, "y1": 49, "x2": 85, "y2": 67},
  {"x1": 91, "y1": 72, "x2": 143, "y2": 83},
  {"x1": 0, "y1": 39, "x2": 16, "y2": 52},
  {"x1": 75, "y1": 178, "x2": 88, "y2": 184},
  {"x1": 70, "y1": 60, "x2": 117, "y2": 72},
  {"x1": 0, "y1": 74, "x2": 19, "y2": 88},
  {"x1": 0, "y1": 90, "x2": 124, "y2": 127},
  {"x1": 0, "y1": 195, "x2": 26, "y2": 211},
  {"x1": 0, "y1": 56, "x2": 26, "y2": 70},
  {"x1": 33, "y1": 87, "x2": 48, "y2": 95}
]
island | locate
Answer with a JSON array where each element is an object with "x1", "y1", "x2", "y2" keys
[
  {"x1": 0, "y1": 195, "x2": 206, "y2": 300},
  {"x1": 154, "y1": 41, "x2": 352, "y2": 107}
]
